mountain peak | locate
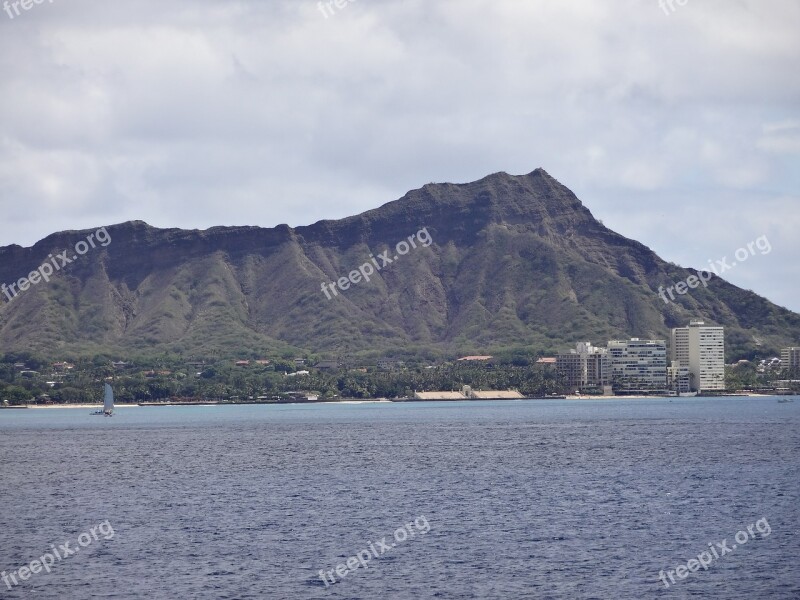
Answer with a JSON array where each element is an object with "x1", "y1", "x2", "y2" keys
[{"x1": 1, "y1": 169, "x2": 797, "y2": 359}]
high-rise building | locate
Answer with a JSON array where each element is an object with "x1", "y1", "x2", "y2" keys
[
  {"x1": 607, "y1": 338, "x2": 667, "y2": 392},
  {"x1": 781, "y1": 347, "x2": 800, "y2": 375},
  {"x1": 667, "y1": 361, "x2": 691, "y2": 394},
  {"x1": 670, "y1": 320, "x2": 725, "y2": 391},
  {"x1": 556, "y1": 342, "x2": 610, "y2": 391}
]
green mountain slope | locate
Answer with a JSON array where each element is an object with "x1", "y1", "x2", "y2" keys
[{"x1": 1, "y1": 169, "x2": 797, "y2": 359}]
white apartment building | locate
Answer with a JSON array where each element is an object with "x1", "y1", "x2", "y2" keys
[
  {"x1": 667, "y1": 361, "x2": 691, "y2": 394},
  {"x1": 607, "y1": 338, "x2": 667, "y2": 392},
  {"x1": 781, "y1": 347, "x2": 800, "y2": 374},
  {"x1": 556, "y1": 342, "x2": 610, "y2": 390},
  {"x1": 670, "y1": 320, "x2": 725, "y2": 391}
]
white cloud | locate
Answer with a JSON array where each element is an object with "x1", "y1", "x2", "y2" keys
[
  {"x1": 758, "y1": 120, "x2": 800, "y2": 154},
  {"x1": 0, "y1": 0, "x2": 798, "y2": 310}
]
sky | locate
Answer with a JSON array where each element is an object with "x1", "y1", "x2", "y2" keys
[{"x1": 0, "y1": 0, "x2": 798, "y2": 311}]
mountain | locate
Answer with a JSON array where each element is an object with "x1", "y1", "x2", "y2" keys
[{"x1": 1, "y1": 168, "x2": 798, "y2": 360}]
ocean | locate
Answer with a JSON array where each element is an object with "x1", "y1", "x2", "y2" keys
[{"x1": 1, "y1": 397, "x2": 798, "y2": 599}]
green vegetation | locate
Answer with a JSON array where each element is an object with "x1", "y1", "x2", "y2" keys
[
  {"x1": 0, "y1": 352, "x2": 564, "y2": 404},
  {"x1": 2, "y1": 350, "x2": 796, "y2": 406},
  {"x1": 725, "y1": 363, "x2": 800, "y2": 393}
]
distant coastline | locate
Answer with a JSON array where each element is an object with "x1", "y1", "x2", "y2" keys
[{"x1": 10, "y1": 392, "x2": 794, "y2": 409}]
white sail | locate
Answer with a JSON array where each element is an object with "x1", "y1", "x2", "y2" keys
[{"x1": 104, "y1": 383, "x2": 114, "y2": 412}]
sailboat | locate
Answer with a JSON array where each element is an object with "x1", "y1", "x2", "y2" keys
[{"x1": 91, "y1": 383, "x2": 114, "y2": 416}]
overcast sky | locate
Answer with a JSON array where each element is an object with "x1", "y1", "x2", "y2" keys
[{"x1": 1, "y1": 0, "x2": 798, "y2": 311}]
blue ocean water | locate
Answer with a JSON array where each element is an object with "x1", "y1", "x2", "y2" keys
[{"x1": 1, "y1": 397, "x2": 798, "y2": 599}]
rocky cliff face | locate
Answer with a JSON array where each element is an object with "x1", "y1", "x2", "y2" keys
[{"x1": 1, "y1": 168, "x2": 797, "y2": 358}]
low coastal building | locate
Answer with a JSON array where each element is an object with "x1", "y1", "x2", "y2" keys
[
  {"x1": 466, "y1": 390, "x2": 524, "y2": 399},
  {"x1": 413, "y1": 387, "x2": 524, "y2": 400},
  {"x1": 281, "y1": 391, "x2": 320, "y2": 402},
  {"x1": 414, "y1": 391, "x2": 468, "y2": 400},
  {"x1": 315, "y1": 360, "x2": 340, "y2": 371},
  {"x1": 758, "y1": 357, "x2": 783, "y2": 373}
]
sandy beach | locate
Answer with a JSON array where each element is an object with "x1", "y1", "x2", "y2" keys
[
  {"x1": 563, "y1": 393, "x2": 782, "y2": 400},
  {"x1": 24, "y1": 404, "x2": 140, "y2": 409},
  {"x1": 336, "y1": 400, "x2": 393, "y2": 404}
]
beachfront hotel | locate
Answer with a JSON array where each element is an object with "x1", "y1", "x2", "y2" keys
[
  {"x1": 556, "y1": 342, "x2": 610, "y2": 391},
  {"x1": 606, "y1": 339, "x2": 668, "y2": 393},
  {"x1": 671, "y1": 320, "x2": 725, "y2": 392},
  {"x1": 781, "y1": 347, "x2": 800, "y2": 375}
]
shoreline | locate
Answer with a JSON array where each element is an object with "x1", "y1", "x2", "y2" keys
[
  {"x1": 20, "y1": 404, "x2": 141, "y2": 409},
  {"x1": 564, "y1": 393, "x2": 782, "y2": 400},
  {"x1": 11, "y1": 392, "x2": 794, "y2": 409}
]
